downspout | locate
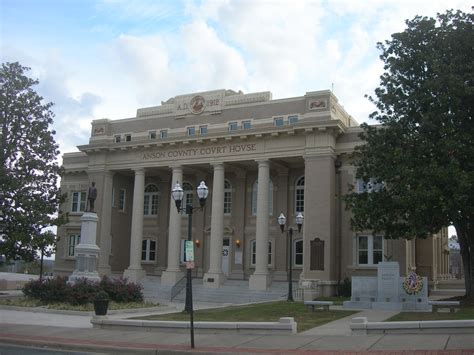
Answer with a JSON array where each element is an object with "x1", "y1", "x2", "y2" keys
[{"x1": 335, "y1": 158, "x2": 342, "y2": 294}]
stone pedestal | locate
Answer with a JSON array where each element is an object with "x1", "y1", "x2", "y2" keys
[
  {"x1": 299, "y1": 279, "x2": 320, "y2": 301},
  {"x1": 203, "y1": 272, "x2": 226, "y2": 288},
  {"x1": 69, "y1": 212, "x2": 101, "y2": 283},
  {"x1": 372, "y1": 262, "x2": 402, "y2": 310}
]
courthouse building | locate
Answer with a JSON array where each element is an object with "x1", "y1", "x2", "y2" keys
[{"x1": 54, "y1": 89, "x2": 450, "y2": 295}]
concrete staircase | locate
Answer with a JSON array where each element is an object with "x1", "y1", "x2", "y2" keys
[
  {"x1": 430, "y1": 279, "x2": 465, "y2": 297},
  {"x1": 141, "y1": 276, "x2": 294, "y2": 305}
]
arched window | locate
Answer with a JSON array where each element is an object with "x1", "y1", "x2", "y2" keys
[
  {"x1": 251, "y1": 179, "x2": 273, "y2": 216},
  {"x1": 182, "y1": 182, "x2": 193, "y2": 211},
  {"x1": 295, "y1": 176, "x2": 304, "y2": 213},
  {"x1": 224, "y1": 180, "x2": 232, "y2": 215},
  {"x1": 144, "y1": 184, "x2": 159, "y2": 216},
  {"x1": 294, "y1": 238, "x2": 303, "y2": 267}
]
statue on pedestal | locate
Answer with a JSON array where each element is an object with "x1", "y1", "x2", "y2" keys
[{"x1": 87, "y1": 182, "x2": 97, "y2": 212}]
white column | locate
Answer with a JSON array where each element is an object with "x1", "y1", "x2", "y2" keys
[
  {"x1": 98, "y1": 171, "x2": 114, "y2": 276},
  {"x1": 203, "y1": 162, "x2": 226, "y2": 288},
  {"x1": 161, "y1": 166, "x2": 184, "y2": 285},
  {"x1": 249, "y1": 160, "x2": 271, "y2": 290},
  {"x1": 123, "y1": 168, "x2": 146, "y2": 282}
]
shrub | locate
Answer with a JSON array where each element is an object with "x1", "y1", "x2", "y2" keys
[
  {"x1": 22, "y1": 276, "x2": 144, "y2": 305},
  {"x1": 337, "y1": 277, "x2": 352, "y2": 297},
  {"x1": 100, "y1": 276, "x2": 143, "y2": 303},
  {"x1": 67, "y1": 278, "x2": 99, "y2": 305},
  {"x1": 22, "y1": 276, "x2": 68, "y2": 303}
]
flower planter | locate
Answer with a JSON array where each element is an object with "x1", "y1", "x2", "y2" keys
[{"x1": 94, "y1": 299, "x2": 109, "y2": 316}]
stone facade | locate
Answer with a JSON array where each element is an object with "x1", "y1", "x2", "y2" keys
[{"x1": 54, "y1": 89, "x2": 450, "y2": 294}]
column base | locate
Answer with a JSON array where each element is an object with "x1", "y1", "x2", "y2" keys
[
  {"x1": 161, "y1": 270, "x2": 184, "y2": 285},
  {"x1": 97, "y1": 265, "x2": 111, "y2": 277},
  {"x1": 123, "y1": 267, "x2": 146, "y2": 283},
  {"x1": 202, "y1": 272, "x2": 226, "y2": 288},
  {"x1": 249, "y1": 273, "x2": 271, "y2": 291}
]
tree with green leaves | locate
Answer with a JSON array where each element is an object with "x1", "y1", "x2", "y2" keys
[
  {"x1": 345, "y1": 10, "x2": 473, "y2": 299},
  {"x1": 0, "y1": 62, "x2": 64, "y2": 263}
]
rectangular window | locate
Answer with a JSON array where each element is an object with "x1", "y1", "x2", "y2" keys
[
  {"x1": 274, "y1": 117, "x2": 284, "y2": 127},
  {"x1": 228, "y1": 122, "x2": 238, "y2": 131},
  {"x1": 199, "y1": 125, "x2": 208, "y2": 135},
  {"x1": 357, "y1": 235, "x2": 384, "y2": 265},
  {"x1": 160, "y1": 130, "x2": 168, "y2": 139},
  {"x1": 141, "y1": 239, "x2": 156, "y2": 262},
  {"x1": 149, "y1": 131, "x2": 157, "y2": 140},
  {"x1": 294, "y1": 239, "x2": 303, "y2": 266},
  {"x1": 111, "y1": 187, "x2": 115, "y2": 207},
  {"x1": 251, "y1": 240, "x2": 272, "y2": 266},
  {"x1": 125, "y1": 134, "x2": 131, "y2": 142},
  {"x1": 242, "y1": 120, "x2": 252, "y2": 130},
  {"x1": 288, "y1": 115, "x2": 299, "y2": 124},
  {"x1": 224, "y1": 190, "x2": 232, "y2": 215},
  {"x1": 71, "y1": 191, "x2": 86, "y2": 212},
  {"x1": 144, "y1": 194, "x2": 159, "y2": 216},
  {"x1": 114, "y1": 135, "x2": 121, "y2": 143},
  {"x1": 119, "y1": 189, "x2": 126, "y2": 211},
  {"x1": 68, "y1": 234, "x2": 81, "y2": 257},
  {"x1": 187, "y1": 127, "x2": 195, "y2": 136}
]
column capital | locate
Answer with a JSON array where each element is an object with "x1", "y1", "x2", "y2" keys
[
  {"x1": 211, "y1": 162, "x2": 224, "y2": 169},
  {"x1": 255, "y1": 159, "x2": 270, "y2": 167},
  {"x1": 169, "y1": 165, "x2": 183, "y2": 173},
  {"x1": 104, "y1": 170, "x2": 115, "y2": 178},
  {"x1": 133, "y1": 167, "x2": 146, "y2": 175},
  {"x1": 304, "y1": 151, "x2": 336, "y2": 161}
]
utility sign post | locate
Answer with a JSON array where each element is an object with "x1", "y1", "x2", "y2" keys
[{"x1": 185, "y1": 241, "x2": 194, "y2": 269}]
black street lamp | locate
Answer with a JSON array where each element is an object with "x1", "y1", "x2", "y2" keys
[
  {"x1": 278, "y1": 212, "x2": 304, "y2": 302},
  {"x1": 171, "y1": 180, "x2": 209, "y2": 349}
]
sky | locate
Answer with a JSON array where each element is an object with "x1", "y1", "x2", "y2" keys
[{"x1": 1, "y1": 0, "x2": 471, "y2": 158}]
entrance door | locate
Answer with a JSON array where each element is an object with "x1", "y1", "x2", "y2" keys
[{"x1": 222, "y1": 239, "x2": 230, "y2": 276}]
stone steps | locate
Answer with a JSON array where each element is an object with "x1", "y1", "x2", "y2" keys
[
  {"x1": 436, "y1": 279, "x2": 465, "y2": 290},
  {"x1": 141, "y1": 276, "x2": 294, "y2": 305}
]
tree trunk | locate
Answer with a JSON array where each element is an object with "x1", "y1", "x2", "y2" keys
[{"x1": 455, "y1": 222, "x2": 472, "y2": 299}]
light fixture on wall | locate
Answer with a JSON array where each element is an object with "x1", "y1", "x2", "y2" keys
[
  {"x1": 235, "y1": 239, "x2": 241, "y2": 248},
  {"x1": 195, "y1": 240, "x2": 201, "y2": 248}
]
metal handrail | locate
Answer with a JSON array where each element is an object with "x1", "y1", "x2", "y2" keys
[{"x1": 170, "y1": 275, "x2": 187, "y2": 301}]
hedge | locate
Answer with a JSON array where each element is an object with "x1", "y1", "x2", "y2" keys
[{"x1": 22, "y1": 276, "x2": 143, "y2": 305}]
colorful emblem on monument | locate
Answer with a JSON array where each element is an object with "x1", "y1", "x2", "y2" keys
[{"x1": 403, "y1": 270, "x2": 423, "y2": 295}]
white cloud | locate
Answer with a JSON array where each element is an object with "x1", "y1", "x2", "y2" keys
[
  {"x1": 4, "y1": 0, "x2": 471, "y2": 158},
  {"x1": 110, "y1": 20, "x2": 248, "y2": 106}
]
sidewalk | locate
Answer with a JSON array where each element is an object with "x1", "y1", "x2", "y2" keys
[{"x1": 1, "y1": 304, "x2": 474, "y2": 354}]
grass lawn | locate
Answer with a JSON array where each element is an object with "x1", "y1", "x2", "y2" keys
[
  {"x1": 388, "y1": 296, "x2": 474, "y2": 322},
  {"x1": 0, "y1": 297, "x2": 158, "y2": 311},
  {"x1": 132, "y1": 301, "x2": 356, "y2": 332},
  {"x1": 314, "y1": 296, "x2": 350, "y2": 305}
]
